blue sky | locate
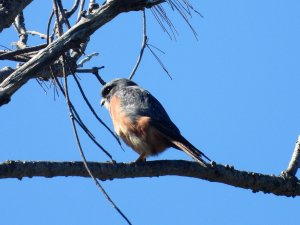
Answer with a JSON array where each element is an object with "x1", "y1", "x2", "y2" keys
[{"x1": 1, "y1": 1, "x2": 300, "y2": 225}]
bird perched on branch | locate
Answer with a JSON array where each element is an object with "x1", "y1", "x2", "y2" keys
[{"x1": 101, "y1": 78, "x2": 210, "y2": 166}]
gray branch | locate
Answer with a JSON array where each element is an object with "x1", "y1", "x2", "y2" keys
[
  {"x1": 0, "y1": 0, "x2": 164, "y2": 106},
  {"x1": 0, "y1": 0, "x2": 33, "y2": 32},
  {"x1": 0, "y1": 59, "x2": 78, "y2": 84},
  {"x1": 0, "y1": 160, "x2": 299, "y2": 197},
  {"x1": 13, "y1": 12, "x2": 28, "y2": 49}
]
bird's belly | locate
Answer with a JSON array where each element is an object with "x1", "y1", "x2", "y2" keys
[
  {"x1": 127, "y1": 133, "x2": 153, "y2": 155},
  {"x1": 109, "y1": 101, "x2": 169, "y2": 156},
  {"x1": 119, "y1": 126, "x2": 169, "y2": 156}
]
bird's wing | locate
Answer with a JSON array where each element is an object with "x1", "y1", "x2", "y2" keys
[{"x1": 116, "y1": 86, "x2": 178, "y2": 130}]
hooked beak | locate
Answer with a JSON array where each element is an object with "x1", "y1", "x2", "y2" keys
[{"x1": 100, "y1": 98, "x2": 105, "y2": 107}]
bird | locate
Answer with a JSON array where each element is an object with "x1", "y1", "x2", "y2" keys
[{"x1": 100, "y1": 78, "x2": 210, "y2": 166}]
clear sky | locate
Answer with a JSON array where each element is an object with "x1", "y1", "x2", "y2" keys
[{"x1": 1, "y1": 1, "x2": 300, "y2": 225}]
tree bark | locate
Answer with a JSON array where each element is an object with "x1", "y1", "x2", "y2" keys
[
  {"x1": 0, "y1": 0, "x2": 33, "y2": 32},
  {"x1": 1, "y1": 160, "x2": 299, "y2": 197}
]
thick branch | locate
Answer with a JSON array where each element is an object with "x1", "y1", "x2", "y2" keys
[
  {"x1": 0, "y1": 59, "x2": 77, "y2": 84},
  {"x1": 1, "y1": 160, "x2": 299, "y2": 197},
  {"x1": 0, "y1": 0, "x2": 33, "y2": 32},
  {"x1": 0, "y1": 44, "x2": 47, "y2": 61},
  {"x1": 0, "y1": 0, "x2": 163, "y2": 106}
]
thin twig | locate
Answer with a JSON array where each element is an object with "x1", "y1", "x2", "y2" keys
[
  {"x1": 57, "y1": 48, "x2": 131, "y2": 222},
  {"x1": 49, "y1": 65, "x2": 113, "y2": 159},
  {"x1": 155, "y1": 5, "x2": 177, "y2": 38},
  {"x1": 77, "y1": 52, "x2": 99, "y2": 68},
  {"x1": 76, "y1": 0, "x2": 86, "y2": 23},
  {"x1": 93, "y1": 67, "x2": 106, "y2": 85},
  {"x1": 35, "y1": 79, "x2": 48, "y2": 94},
  {"x1": 51, "y1": 3, "x2": 99, "y2": 143},
  {"x1": 56, "y1": 0, "x2": 72, "y2": 29},
  {"x1": 168, "y1": 0, "x2": 198, "y2": 38},
  {"x1": 180, "y1": 0, "x2": 203, "y2": 17},
  {"x1": 47, "y1": 10, "x2": 55, "y2": 45},
  {"x1": 53, "y1": 0, "x2": 63, "y2": 37},
  {"x1": 26, "y1": 31, "x2": 48, "y2": 39},
  {"x1": 173, "y1": 0, "x2": 191, "y2": 16},
  {"x1": 146, "y1": 43, "x2": 165, "y2": 54},
  {"x1": 13, "y1": 12, "x2": 28, "y2": 49},
  {"x1": 61, "y1": 56, "x2": 132, "y2": 225},
  {"x1": 146, "y1": 43, "x2": 172, "y2": 79},
  {"x1": 151, "y1": 0, "x2": 201, "y2": 39},
  {"x1": 75, "y1": 117, "x2": 116, "y2": 157},
  {"x1": 52, "y1": 0, "x2": 66, "y2": 41},
  {"x1": 66, "y1": 0, "x2": 81, "y2": 18},
  {"x1": 129, "y1": 10, "x2": 147, "y2": 80},
  {"x1": 71, "y1": 71, "x2": 123, "y2": 148},
  {"x1": 0, "y1": 44, "x2": 47, "y2": 61},
  {"x1": 76, "y1": 67, "x2": 106, "y2": 85},
  {"x1": 50, "y1": 77, "x2": 60, "y2": 100},
  {"x1": 76, "y1": 66, "x2": 104, "y2": 74},
  {"x1": 0, "y1": 52, "x2": 31, "y2": 62},
  {"x1": 150, "y1": 8, "x2": 174, "y2": 40}
]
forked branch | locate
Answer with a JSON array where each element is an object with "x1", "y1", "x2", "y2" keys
[{"x1": 0, "y1": 0, "x2": 164, "y2": 106}]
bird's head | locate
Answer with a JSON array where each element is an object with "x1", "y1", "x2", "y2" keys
[{"x1": 100, "y1": 78, "x2": 137, "y2": 109}]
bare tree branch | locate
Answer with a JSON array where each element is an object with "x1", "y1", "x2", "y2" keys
[
  {"x1": 0, "y1": 0, "x2": 164, "y2": 106},
  {"x1": 129, "y1": 10, "x2": 147, "y2": 80},
  {"x1": 0, "y1": 52, "x2": 31, "y2": 62},
  {"x1": 76, "y1": 0, "x2": 86, "y2": 23},
  {"x1": 77, "y1": 52, "x2": 99, "y2": 68},
  {"x1": 0, "y1": 58, "x2": 78, "y2": 84},
  {"x1": 0, "y1": 0, "x2": 33, "y2": 32},
  {"x1": 0, "y1": 160, "x2": 299, "y2": 197},
  {"x1": 13, "y1": 12, "x2": 28, "y2": 49},
  {"x1": 66, "y1": 0, "x2": 81, "y2": 18},
  {"x1": 26, "y1": 31, "x2": 48, "y2": 39},
  {"x1": 284, "y1": 135, "x2": 300, "y2": 176},
  {"x1": 0, "y1": 44, "x2": 47, "y2": 61},
  {"x1": 56, "y1": 0, "x2": 72, "y2": 29}
]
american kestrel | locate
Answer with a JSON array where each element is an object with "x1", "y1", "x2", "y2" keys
[{"x1": 101, "y1": 78, "x2": 210, "y2": 166}]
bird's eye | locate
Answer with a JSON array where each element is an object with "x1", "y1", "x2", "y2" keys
[{"x1": 103, "y1": 87, "x2": 111, "y2": 96}]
